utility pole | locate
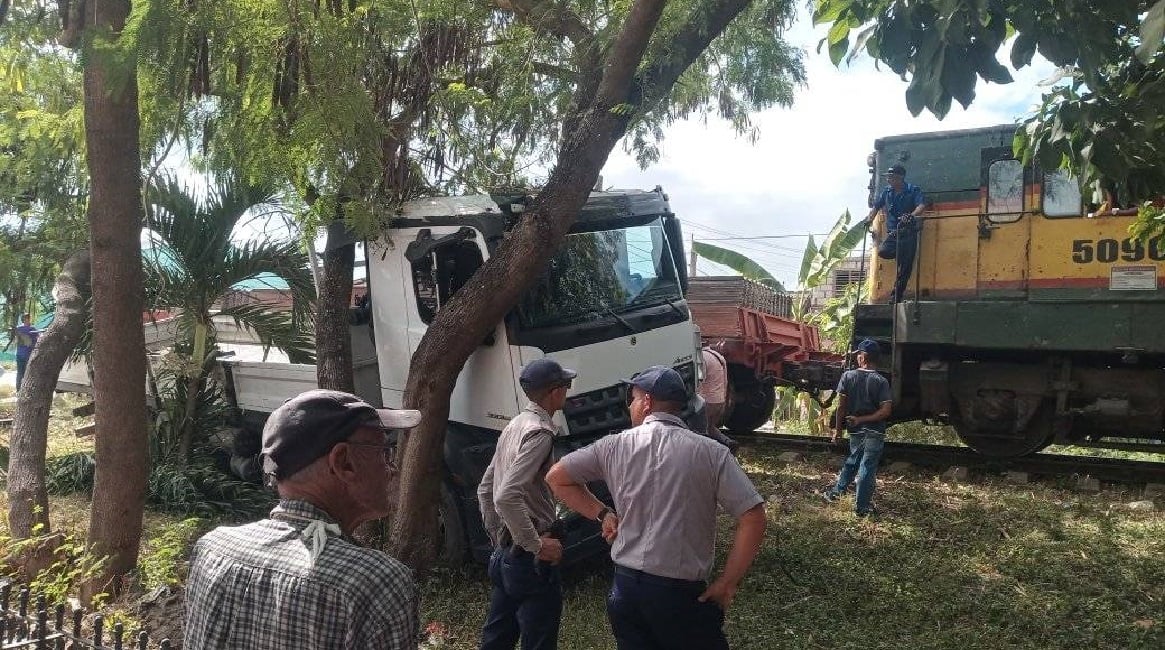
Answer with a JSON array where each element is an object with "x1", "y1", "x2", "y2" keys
[{"x1": 688, "y1": 233, "x2": 698, "y2": 277}]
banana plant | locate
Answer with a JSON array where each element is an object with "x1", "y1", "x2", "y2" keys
[
  {"x1": 780, "y1": 211, "x2": 870, "y2": 429},
  {"x1": 691, "y1": 241, "x2": 785, "y2": 291},
  {"x1": 794, "y1": 210, "x2": 869, "y2": 319}
]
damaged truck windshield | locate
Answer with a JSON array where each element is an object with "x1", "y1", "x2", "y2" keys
[{"x1": 516, "y1": 217, "x2": 684, "y2": 330}]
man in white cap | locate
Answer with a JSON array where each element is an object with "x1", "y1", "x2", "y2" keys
[
  {"x1": 477, "y1": 358, "x2": 577, "y2": 650},
  {"x1": 822, "y1": 339, "x2": 893, "y2": 517},
  {"x1": 184, "y1": 389, "x2": 422, "y2": 649}
]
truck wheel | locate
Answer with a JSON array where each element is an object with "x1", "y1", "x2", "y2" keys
[
  {"x1": 437, "y1": 483, "x2": 469, "y2": 566},
  {"x1": 725, "y1": 380, "x2": 776, "y2": 434}
]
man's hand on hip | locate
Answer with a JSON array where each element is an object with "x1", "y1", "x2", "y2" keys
[
  {"x1": 601, "y1": 514, "x2": 619, "y2": 544},
  {"x1": 698, "y1": 576, "x2": 738, "y2": 611},
  {"x1": 536, "y1": 535, "x2": 563, "y2": 565}
]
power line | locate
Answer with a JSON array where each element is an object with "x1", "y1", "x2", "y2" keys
[
  {"x1": 694, "y1": 233, "x2": 830, "y2": 241},
  {"x1": 679, "y1": 220, "x2": 820, "y2": 257}
]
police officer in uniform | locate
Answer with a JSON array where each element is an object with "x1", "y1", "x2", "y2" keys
[
  {"x1": 547, "y1": 366, "x2": 766, "y2": 650},
  {"x1": 477, "y1": 359, "x2": 576, "y2": 650}
]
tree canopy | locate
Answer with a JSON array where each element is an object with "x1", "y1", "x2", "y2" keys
[
  {"x1": 0, "y1": 2, "x2": 88, "y2": 329},
  {"x1": 814, "y1": 0, "x2": 1165, "y2": 229}
]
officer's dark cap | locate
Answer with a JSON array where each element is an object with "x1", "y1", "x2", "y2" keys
[
  {"x1": 623, "y1": 365, "x2": 689, "y2": 403},
  {"x1": 519, "y1": 358, "x2": 577, "y2": 391}
]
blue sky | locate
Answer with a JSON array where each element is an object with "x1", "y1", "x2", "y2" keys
[{"x1": 600, "y1": 17, "x2": 1057, "y2": 289}]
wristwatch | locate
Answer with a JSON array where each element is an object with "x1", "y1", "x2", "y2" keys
[{"x1": 595, "y1": 506, "x2": 613, "y2": 523}]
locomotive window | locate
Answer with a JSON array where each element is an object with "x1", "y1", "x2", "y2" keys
[
  {"x1": 1042, "y1": 169, "x2": 1083, "y2": 218},
  {"x1": 986, "y1": 159, "x2": 1024, "y2": 223}
]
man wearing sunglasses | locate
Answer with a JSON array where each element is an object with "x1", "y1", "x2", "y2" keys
[
  {"x1": 184, "y1": 389, "x2": 422, "y2": 650},
  {"x1": 546, "y1": 366, "x2": 766, "y2": 650},
  {"x1": 478, "y1": 358, "x2": 577, "y2": 650}
]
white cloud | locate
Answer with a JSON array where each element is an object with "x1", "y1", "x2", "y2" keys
[{"x1": 602, "y1": 18, "x2": 1057, "y2": 288}]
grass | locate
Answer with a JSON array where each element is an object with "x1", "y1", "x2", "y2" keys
[
  {"x1": 419, "y1": 446, "x2": 1164, "y2": 649},
  {"x1": 4, "y1": 403, "x2": 1164, "y2": 649}
]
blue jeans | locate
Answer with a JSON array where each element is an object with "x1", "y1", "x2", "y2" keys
[
  {"x1": 831, "y1": 430, "x2": 885, "y2": 513},
  {"x1": 480, "y1": 547, "x2": 562, "y2": 650},
  {"x1": 607, "y1": 566, "x2": 727, "y2": 650}
]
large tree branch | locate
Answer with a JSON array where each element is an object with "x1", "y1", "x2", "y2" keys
[
  {"x1": 532, "y1": 60, "x2": 577, "y2": 80},
  {"x1": 634, "y1": 0, "x2": 752, "y2": 109},
  {"x1": 502, "y1": 0, "x2": 593, "y2": 45},
  {"x1": 594, "y1": 0, "x2": 667, "y2": 107}
]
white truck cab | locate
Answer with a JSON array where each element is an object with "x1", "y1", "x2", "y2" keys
[{"x1": 224, "y1": 187, "x2": 702, "y2": 563}]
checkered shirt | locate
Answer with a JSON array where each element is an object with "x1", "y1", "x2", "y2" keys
[{"x1": 183, "y1": 500, "x2": 419, "y2": 650}]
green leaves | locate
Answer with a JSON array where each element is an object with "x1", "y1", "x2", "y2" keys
[
  {"x1": 814, "y1": 0, "x2": 1165, "y2": 224},
  {"x1": 799, "y1": 210, "x2": 867, "y2": 290},
  {"x1": 143, "y1": 175, "x2": 315, "y2": 362},
  {"x1": 691, "y1": 241, "x2": 784, "y2": 291}
]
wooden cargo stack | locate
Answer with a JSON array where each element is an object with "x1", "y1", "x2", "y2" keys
[
  {"x1": 686, "y1": 277, "x2": 793, "y2": 318},
  {"x1": 686, "y1": 276, "x2": 827, "y2": 434}
]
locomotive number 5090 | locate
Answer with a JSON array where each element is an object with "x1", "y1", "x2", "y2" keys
[{"x1": 1071, "y1": 238, "x2": 1165, "y2": 263}]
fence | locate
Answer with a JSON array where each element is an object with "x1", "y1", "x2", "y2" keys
[{"x1": 0, "y1": 582, "x2": 172, "y2": 649}]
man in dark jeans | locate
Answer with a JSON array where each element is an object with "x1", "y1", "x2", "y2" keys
[
  {"x1": 547, "y1": 366, "x2": 765, "y2": 650},
  {"x1": 477, "y1": 359, "x2": 576, "y2": 650},
  {"x1": 823, "y1": 339, "x2": 893, "y2": 517},
  {"x1": 866, "y1": 163, "x2": 925, "y2": 302}
]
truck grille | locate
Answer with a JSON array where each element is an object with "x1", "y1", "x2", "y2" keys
[{"x1": 563, "y1": 362, "x2": 697, "y2": 438}]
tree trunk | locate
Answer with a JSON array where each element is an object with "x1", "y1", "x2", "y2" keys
[
  {"x1": 6, "y1": 249, "x2": 91, "y2": 539},
  {"x1": 80, "y1": 0, "x2": 150, "y2": 601},
  {"x1": 315, "y1": 229, "x2": 354, "y2": 391},
  {"x1": 176, "y1": 320, "x2": 209, "y2": 465},
  {"x1": 389, "y1": 0, "x2": 669, "y2": 573}
]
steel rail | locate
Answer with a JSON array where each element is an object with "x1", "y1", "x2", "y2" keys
[{"x1": 735, "y1": 432, "x2": 1165, "y2": 485}]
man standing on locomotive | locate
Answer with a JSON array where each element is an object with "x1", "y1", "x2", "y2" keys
[{"x1": 865, "y1": 163, "x2": 926, "y2": 302}]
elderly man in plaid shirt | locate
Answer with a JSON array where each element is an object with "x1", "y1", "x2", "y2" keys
[{"x1": 184, "y1": 390, "x2": 422, "y2": 649}]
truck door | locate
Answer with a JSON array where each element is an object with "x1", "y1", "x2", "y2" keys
[
  {"x1": 398, "y1": 226, "x2": 521, "y2": 430},
  {"x1": 978, "y1": 150, "x2": 1031, "y2": 298}
]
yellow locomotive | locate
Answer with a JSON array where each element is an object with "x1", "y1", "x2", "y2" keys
[{"x1": 856, "y1": 124, "x2": 1165, "y2": 457}]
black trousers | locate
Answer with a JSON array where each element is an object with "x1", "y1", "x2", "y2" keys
[
  {"x1": 606, "y1": 565, "x2": 727, "y2": 650},
  {"x1": 878, "y1": 227, "x2": 918, "y2": 303},
  {"x1": 480, "y1": 547, "x2": 562, "y2": 650}
]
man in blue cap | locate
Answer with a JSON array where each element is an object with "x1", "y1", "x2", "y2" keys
[
  {"x1": 822, "y1": 339, "x2": 893, "y2": 516},
  {"x1": 866, "y1": 163, "x2": 926, "y2": 303},
  {"x1": 477, "y1": 358, "x2": 577, "y2": 650},
  {"x1": 547, "y1": 366, "x2": 766, "y2": 650}
]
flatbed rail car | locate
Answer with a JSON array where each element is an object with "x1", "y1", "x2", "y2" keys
[
  {"x1": 688, "y1": 276, "x2": 843, "y2": 433},
  {"x1": 838, "y1": 124, "x2": 1165, "y2": 457}
]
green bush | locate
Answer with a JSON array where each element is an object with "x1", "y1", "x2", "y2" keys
[
  {"x1": 45, "y1": 452, "x2": 96, "y2": 495},
  {"x1": 138, "y1": 517, "x2": 205, "y2": 591},
  {"x1": 147, "y1": 462, "x2": 272, "y2": 519},
  {"x1": 0, "y1": 525, "x2": 108, "y2": 607},
  {"x1": 45, "y1": 452, "x2": 272, "y2": 519}
]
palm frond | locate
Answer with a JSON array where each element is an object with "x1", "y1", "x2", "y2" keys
[{"x1": 217, "y1": 302, "x2": 316, "y2": 363}]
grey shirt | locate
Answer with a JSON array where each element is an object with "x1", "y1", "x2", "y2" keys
[
  {"x1": 837, "y1": 368, "x2": 892, "y2": 434},
  {"x1": 559, "y1": 413, "x2": 763, "y2": 581},
  {"x1": 477, "y1": 402, "x2": 559, "y2": 554}
]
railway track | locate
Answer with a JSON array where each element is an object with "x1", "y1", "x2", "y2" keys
[{"x1": 734, "y1": 432, "x2": 1165, "y2": 487}]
